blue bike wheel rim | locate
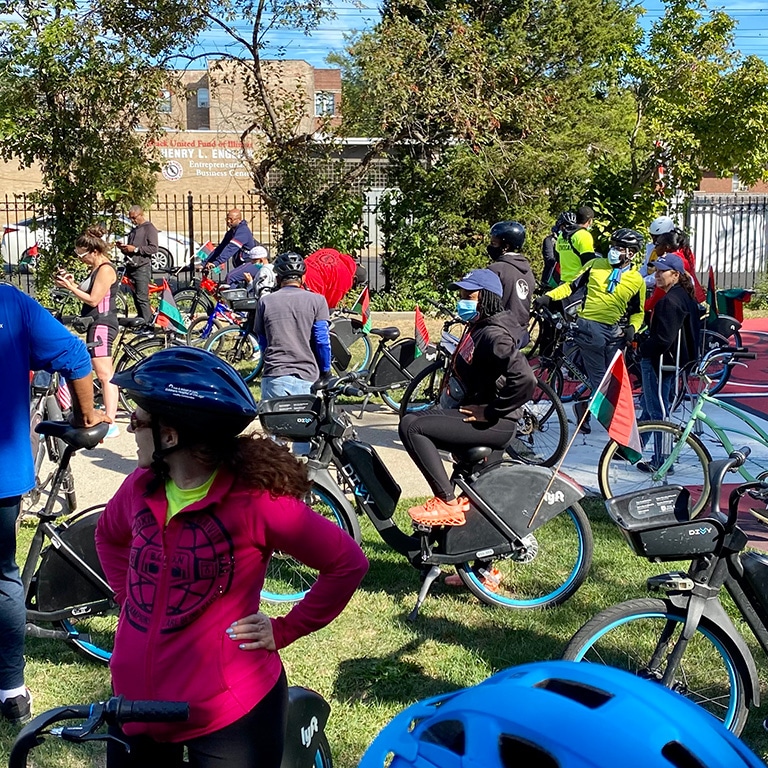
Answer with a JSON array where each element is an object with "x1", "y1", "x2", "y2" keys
[
  {"x1": 60, "y1": 619, "x2": 112, "y2": 662},
  {"x1": 465, "y1": 507, "x2": 586, "y2": 607},
  {"x1": 260, "y1": 485, "x2": 344, "y2": 603},
  {"x1": 570, "y1": 610, "x2": 740, "y2": 729}
]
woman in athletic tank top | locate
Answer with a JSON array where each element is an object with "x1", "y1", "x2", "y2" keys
[{"x1": 55, "y1": 226, "x2": 120, "y2": 436}]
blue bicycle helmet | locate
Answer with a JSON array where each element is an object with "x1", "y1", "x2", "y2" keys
[
  {"x1": 112, "y1": 347, "x2": 257, "y2": 436},
  {"x1": 359, "y1": 661, "x2": 762, "y2": 768}
]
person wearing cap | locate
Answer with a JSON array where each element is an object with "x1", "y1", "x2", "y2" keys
[
  {"x1": 400, "y1": 269, "x2": 536, "y2": 528},
  {"x1": 226, "y1": 245, "x2": 275, "y2": 297},
  {"x1": 637, "y1": 253, "x2": 702, "y2": 428}
]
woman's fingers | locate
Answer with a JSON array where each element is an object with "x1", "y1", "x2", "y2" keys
[{"x1": 226, "y1": 612, "x2": 276, "y2": 651}]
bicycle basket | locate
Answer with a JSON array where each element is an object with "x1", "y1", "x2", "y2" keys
[
  {"x1": 606, "y1": 486, "x2": 725, "y2": 560},
  {"x1": 258, "y1": 396, "x2": 324, "y2": 440},
  {"x1": 221, "y1": 288, "x2": 259, "y2": 311}
]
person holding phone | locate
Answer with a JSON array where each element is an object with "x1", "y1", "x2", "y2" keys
[{"x1": 115, "y1": 205, "x2": 158, "y2": 324}]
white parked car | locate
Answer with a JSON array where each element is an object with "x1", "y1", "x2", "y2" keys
[{"x1": 1, "y1": 215, "x2": 200, "y2": 273}]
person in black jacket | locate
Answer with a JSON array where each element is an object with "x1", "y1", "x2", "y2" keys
[
  {"x1": 486, "y1": 220, "x2": 535, "y2": 334},
  {"x1": 115, "y1": 205, "x2": 158, "y2": 324},
  {"x1": 400, "y1": 269, "x2": 537, "y2": 527},
  {"x1": 638, "y1": 253, "x2": 702, "y2": 425}
]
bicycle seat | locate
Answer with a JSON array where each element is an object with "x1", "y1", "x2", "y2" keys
[
  {"x1": 35, "y1": 421, "x2": 110, "y2": 450},
  {"x1": 451, "y1": 446, "x2": 495, "y2": 463},
  {"x1": 370, "y1": 327, "x2": 400, "y2": 341},
  {"x1": 118, "y1": 316, "x2": 147, "y2": 329}
]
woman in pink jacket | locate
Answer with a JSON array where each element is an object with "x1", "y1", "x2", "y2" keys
[{"x1": 96, "y1": 347, "x2": 368, "y2": 768}]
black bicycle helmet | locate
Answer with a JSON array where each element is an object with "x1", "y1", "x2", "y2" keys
[
  {"x1": 112, "y1": 347, "x2": 257, "y2": 436},
  {"x1": 554, "y1": 211, "x2": 577, "y2": 233},
  {"x1": 273, "y1": 251, "x2": 306, "y2": 281},
  {"x1": 489, "y1": 221, "x2": 525, "y2": 251},
  {"x1": 609, "y1": 227, "x2": 644, "y2": 253}
]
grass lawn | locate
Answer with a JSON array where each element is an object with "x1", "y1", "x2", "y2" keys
[{"x1": 3, "y1": 497, "x2": 768, "y2": 766}]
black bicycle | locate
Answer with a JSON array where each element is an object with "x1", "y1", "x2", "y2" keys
[
  {"x1": 9, "y1": 689, "x2": 331, "y2": 768},
  {"x1": 258, "y1": 371, "x2": 593, "y2": 616},
  {"x1": 562, "y1": 446, "x2": 768, "y2": 735},
  {"x1": 20, "y1": 419, "x2": 118, "y2": 663}
]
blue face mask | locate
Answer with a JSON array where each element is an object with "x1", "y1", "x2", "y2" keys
[
  {"x1": 456, "y1": 299, "x2": 478, "y2": 321},
  {"x1": 250, "y1": 262, "x2": 263, "y2": 271}
]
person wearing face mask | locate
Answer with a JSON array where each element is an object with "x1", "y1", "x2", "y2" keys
[
  {"x1": 399, "y1": 269, "x2": 536, "y2": 527},
  {"x1": 226, "y1": 245, "x2": 274, "y2": 295},
  {"x1": 637, "y1": 253, "x2": 702, "y2": 427},
  {"x1": 535, "y1": 228, "x2": 646, "y2": 433},
  {"x1": 486, "y1": 221, "x2": 535, "y2": 334}
]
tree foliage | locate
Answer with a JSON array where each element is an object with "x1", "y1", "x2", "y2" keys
[{"x1": 0, "y1": 0, "x2": 173, "y2": 279}]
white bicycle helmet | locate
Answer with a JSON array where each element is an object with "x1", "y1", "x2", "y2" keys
[{"x1": 649, "y1": 215, "x2": 675, "y2": 236}]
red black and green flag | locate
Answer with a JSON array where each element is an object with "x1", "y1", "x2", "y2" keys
[
  {"x1": 588, "y1": 350, "x2": 642, "y2": 462},
  {"x1": 156, "y1": 279, "x2": 188, "y2": 335},
  {"x1": 352, "y1": 286, "x2": 371, "y2": 333},
  {"x1": 196, "y1": 241, "x2": 215, "y2": 262},
  {"x1": 707, "y1": 266, "x2": 718, "y2": 324},
  {"x1": 414, "y1": 306, "x2": 430, "y2": 358}
]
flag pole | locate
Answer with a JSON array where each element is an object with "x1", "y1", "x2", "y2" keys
[{"x1": 527, "y1": 350, "x2": 622, "y2": 529}]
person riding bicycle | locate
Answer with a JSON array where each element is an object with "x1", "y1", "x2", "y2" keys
[
  {"x1": 555, "y1": 205, "x2": 596, "y2": 284},
  {"x1": 255, "y1": 252, "x2": 333, "y2": 399},
  {"x1": 536, "y1": 228, "x2": 646, "y2": 433},
  {"x1": 303, "y1": 248, "x2": 367, "y2": 309},
  {"x1": 400, "y1": 269, "x2": 536, "y2": 528},
  {"x1": 0, "y1": 284, "x2": 104, "y2": 724},
  {"x1": 55, "y1": 226, "x2": 120, "y2": 437},
  {"x1": 202, "y1": 209, "x2": 257, "y2": 278},
  {"x1": 96, "y1": 348, "x2": 367, "y2": 768},
  {"x1": 486, "y1": 221, "x2": 535, "y2": 333},
  {"x1": 637, "y1": 253, "x2": 702, "y2": 428}
]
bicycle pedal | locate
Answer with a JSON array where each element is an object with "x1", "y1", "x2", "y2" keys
[{"x1": 412, "y1": 521, "x2": 433, "y2": 533}]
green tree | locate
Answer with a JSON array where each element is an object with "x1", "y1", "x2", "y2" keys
[{"x1": 0, "y1": 0, "x2": 173, "y2": 282}]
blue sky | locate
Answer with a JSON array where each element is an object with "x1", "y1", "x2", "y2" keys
[{"x1": 188, "y1": 0, "x2": 768, "y2": 68}]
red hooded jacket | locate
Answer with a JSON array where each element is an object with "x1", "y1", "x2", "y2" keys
[{"x1": 304, "y1": 249, "x2": 358, "y2": 309}]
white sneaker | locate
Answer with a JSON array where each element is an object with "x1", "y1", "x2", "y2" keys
[{"x1": 105, "y1": 423, "x2": 120, "y2": 439}]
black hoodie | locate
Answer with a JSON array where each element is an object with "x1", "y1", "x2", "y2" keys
[
  {"x1": 452, "y1": 310, "x2": 537, "y2": 423},
  {"x1": 488, "y1": 252, "x2": 535, "y2": 331}
]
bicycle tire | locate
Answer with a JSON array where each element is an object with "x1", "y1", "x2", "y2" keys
[
  {"x1": 330, "y1": 318, "x2": 373, "y2": 373},
  {"x1": 115, "y1": 289, "x2": 130, "y2": 318},
  {"x1": 374, "y1": 338, "x2": 432, "y2": 413},
  {"x1": 523, "y1": 313, "x2": 542, "y2": 360},
  {"x1": 532, "y1": 360, "x2": 565, "y2": 400},
  {"x1": 397, "y1": 360, "x2": 446, "y2": 417},
  {"x1": 204, "y1": 325, "x2": 263, "y2": 382},
  {"x1": 261, "y1": 480, "x2": 357, "y2": 604},
  {"x1": 456, "y1": 502, "x2": 592, "y2": 609},
  {"x1": 186, "y1": 315, "x2": 227, "y2": 347},
  {"x1": 115, "y1": 336, "x2": 180, "y2": 411},
  {"x1": 173, "y1": 288, "x2": 215, "y2": 324},
  {"x1": 506, "y1": 377, "x2": 568, "y2": 467},
  {"x1": 598, "y1": 420, "x2": 712, "y2": 515},
  {"x1": 561, "y1": 597, "x2": 750, "y2": 734},
  {"x1": 312, "y1": 731, "x2": 333, "y2": 768}
]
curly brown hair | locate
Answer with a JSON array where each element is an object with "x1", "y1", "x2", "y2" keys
[
  {"x1": 76, "y1": 227, "x2": 109, "y2": 255},
  {"x1": 177, "y1": 430, "x2": 311, "y2": 499}
]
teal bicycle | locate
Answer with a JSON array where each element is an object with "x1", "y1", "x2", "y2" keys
[{"x1": 597, "y1": 347, "x2": 762, "y2": 515}]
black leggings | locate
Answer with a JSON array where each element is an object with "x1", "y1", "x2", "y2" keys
[
  {"x1": 399, "y1": 408, "x2": 517, "y2": 500},
  {"x1": 107, "y1": 669, "x2": 288, "y2": 768}
]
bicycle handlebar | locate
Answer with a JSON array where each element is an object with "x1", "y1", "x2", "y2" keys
[{"x1": 702, "y1": 447, "x2": 751, "y2": 525}]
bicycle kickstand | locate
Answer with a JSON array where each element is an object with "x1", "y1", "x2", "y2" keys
[{"x1": 407, "y1": 565, "x2": 442, "y2": 622}]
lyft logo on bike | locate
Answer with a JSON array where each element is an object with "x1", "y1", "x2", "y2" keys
[{"x1": 301, "y1": 716, "x2": 319, "y2": 748}]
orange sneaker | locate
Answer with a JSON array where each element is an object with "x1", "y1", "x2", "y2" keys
[{"x1": 408, "y1": 496, "x2": 469, "y2": 526}]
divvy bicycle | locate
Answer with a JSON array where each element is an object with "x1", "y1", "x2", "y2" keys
[
  {"x1": 258, "y1": 371, "x2": 593, "y2": 617},
  {"x1": 20, "y1": 419, "x2": 117, "y2": 663},
  {"x1": 9, "y1": 688, "x2": 331, "y2": 768},
  {"x1": 563, "y1": 447, "x2": 768, "y2": 735}
]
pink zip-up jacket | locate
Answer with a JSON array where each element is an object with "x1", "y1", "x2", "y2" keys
[{"x1": 95, "y1": 467, "x2": 368, "y2": 742}]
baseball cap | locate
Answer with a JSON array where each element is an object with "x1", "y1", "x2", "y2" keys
[
  {"x1": 450, "y1": 269, "x2": 503, "y2": 297},
  {"x1": 654, "y1": 254, "x2": 686, "y2": 274},
  {"x1": 245, "y1": 245, "x2": 269, "y2": 261}
]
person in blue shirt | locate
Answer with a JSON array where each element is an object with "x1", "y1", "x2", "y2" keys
[
  {"x1": 0, "y1": 284, "x2": 103, "y2": 725},
  {"x1": 202, "y1": 209, "x2": 257, "y2": 278}
]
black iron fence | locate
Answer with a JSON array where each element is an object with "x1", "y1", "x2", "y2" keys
[
  {"x1": 0, "y1": 192, "x2": 386, "y2": 293},
  {"x1": 686, "y1": 194, "x2": 768, "y2": 290}
]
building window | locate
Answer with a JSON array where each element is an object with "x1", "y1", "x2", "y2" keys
[
  {"x1": 159, "y1": 90, "x2": 172, "y2": 114},
  {"x1": 314, "y1": 91, "x2": 335, "y2": 116},
  {"x1": 731, "y1": 174, "x2": 748, "y2": 193},
  {"x1": 197, "y1": 88, "x2": 210, "y2": 109}
]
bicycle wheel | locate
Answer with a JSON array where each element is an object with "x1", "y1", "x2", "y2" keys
[
  {"x1": 523, "y1": 313, "x2": 542, "y2": 360},
  {"x1": 456, "y1": 502, "x2": 592, "y2": 609},
  {"x1": 397, "y1": 360, "x2": 445, "y2": 417},
  {"x1": 205, "y1": 325, "x2": 263, "y2": 382},
  {"x1": 598, "y1": 421, "x2": 712, "y2": 515},
  {"x1": 115, "y1": 289, "x2": 130, "y2": 318},
  {"x1": 562, "y1": 597, "x2": 750, "y2": 734},
  {"x1": 115, "y1": 336, "x2": 179, "y2": 411},
  {"x1": 531, "y1": 359, "x2": 564, "y2": 399},
  {"x1": 312, "y1": 732, "x2": 333, "y2": 768},
  {"x1": 506, "y1": 377, "x2": 568, "y2": 467},
  {"x1": 173, "y1": 288, "x2": 214, "y2": 324},
  {"x1": 261, "y1": 481, "x2": 356, "y2": 603},
  {"x1": 186, "y1": 315, "x2": 227, "y2": 347}
]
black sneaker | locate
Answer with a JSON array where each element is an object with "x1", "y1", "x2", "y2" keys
[
  {"x1": 0, "y1": 689, "x2": 31, "y2": 725},
  {"x1": 573, "y1": 401, "x2": 591, "y2": 434}
]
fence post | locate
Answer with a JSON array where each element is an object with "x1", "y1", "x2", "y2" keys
[{"x1": 187, "y1": 191, "x2": 195, "y2": 277}]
